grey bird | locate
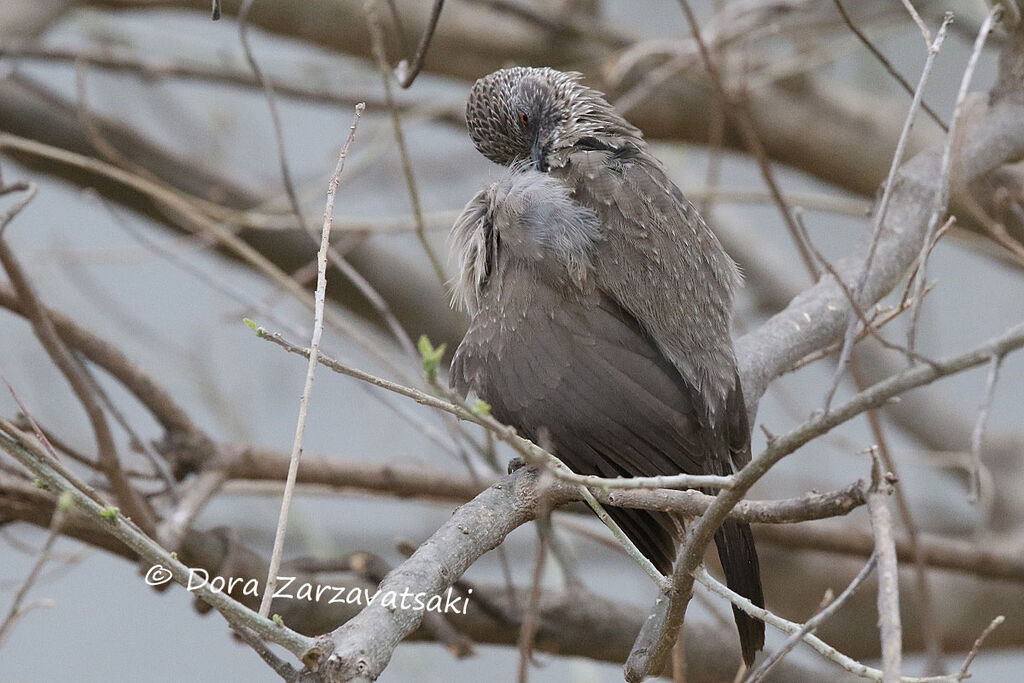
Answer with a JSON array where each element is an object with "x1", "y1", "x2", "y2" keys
[{"x1": 448, "y1": 66, "x2": 764, "y2": 666}]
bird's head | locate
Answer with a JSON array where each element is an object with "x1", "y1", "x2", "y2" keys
[{"x1": 465, "y1": 67, "x2": 642, "y2": 170}]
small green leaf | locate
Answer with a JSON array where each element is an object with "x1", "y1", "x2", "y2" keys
[
  {"x1": 31, "y1": 478, "x2": 49, "y2": 490},
  {"x1": 242, "y1": 317, "x2": 267, "y2": 338},
  {"x1": 57, "y1": 490, "x2": 74, "y2": 512},
  {"x1": 272, "y1": 614, "x2": 284, "y2": 626},
  {"x1": 417, "y1": 335, "x2": 447, "y2": 381},
  {"x1": 170, "y1": 551, "x2": 178, "y2": 560},
  {"x1": 100, "y1": 506, "x2": 120, "y2": 521},
  {"x1": 471, "y1": 399, "x2": 491, "y2": 417}
]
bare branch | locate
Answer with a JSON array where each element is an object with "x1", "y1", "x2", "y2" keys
[
  {"x1": 0, "y1": 209, "x2": 155, "y2": 534},
  {"x1": 756, "y1": 522, "x2": 1024, "y2": 583},
  {"x1": 675, "y1": 0, "x2": 817, "y2": 277},
  {"x1": 259, "y1": 103, "x2": 365, "y2": 618},
  {"x1": 0, "y1": 431, "x2": 317, "y2": 662},
  {"x1": 824, "y1": 13, "x2": 953, "y2": 410},
  {"x1": 906, "y1": 5, "x2": 1003, "y2": 359},
  {"x1": 365, "y1": 1, "x2": 447, "y2": 287},
  {"x1": 0, "y1": 491, "x2": 70, "y2": 648},
  {"x1": 746, "y1": 553, "x2": 877, "y2": 683},
  {"x1": 392, "y1": 0, "x2": 446, "y2": 88},
  {"x1": 735, "y1": 98, "x2": 1024, "y2": 410},
  {"x1": 694, "y1": 569, "x2": 954, "y2": 683},
  {"x1": 957, "y1": 615, "x2": 1005, "y2": 679},
  {"x1": 867, "y1": 454, "x2": 902, "y2": 682},
  {"x1": 968, "y1": 351, "x2": 1003, "y2": 503},
  {"x1": 627, "y1": 319, "x2": 1024, "y2": 679},
  {"x1": 831, "y1": 0, "x2": 946, "y2": 131},
  {"x1": 238, "y1": 0, "x2": 308, "y2": 234}
]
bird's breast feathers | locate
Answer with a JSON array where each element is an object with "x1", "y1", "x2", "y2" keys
[{"x1": 449, "y1": 167, "x2": 603, "y2": 314}]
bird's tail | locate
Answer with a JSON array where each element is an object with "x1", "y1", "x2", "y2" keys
[
  {"x1": 605, "y1": 506, "x2": 678, "y2": 576},
  {"x1": 603, "y1": 506, "x2": 764, "y2": 667},
  {"x1": 713, "y1": 518, "x2": 765, "y2": 667}
]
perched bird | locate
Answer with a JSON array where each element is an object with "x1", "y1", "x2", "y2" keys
[{"x1": 448, "y1": 66, "x2": 764, "y2": 666}]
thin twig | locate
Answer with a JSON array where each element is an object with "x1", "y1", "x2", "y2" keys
[
  {"x1": 0, "y1": 197, "x2": 155, "y2": 534},
  {"x1": 906, "y1": 6, "x2": 1001, "y2": 360},
  {"x1": 956, "y1": 615, "x2": 1004, "y2": 679},
  {"x1": 239, "y1": 0, "x2": 416, "y2": 357},
  {"x1": 392, "y1": 0, "x2": 446, "y2": 88},
  {"x1": 675, "y1": 0, "x2": 817, "y2": 277},
  {"x1": 0, "y1": 432, "x2": 316, "y2": 660},
  {"x1": 0, "y1": 418, "x2": 112, "y2": 514},
  {"x1": 793, "y1": 209, "x2": 924, "y2": 361},
  {"x1": 238, "y1": 0, "x2": 309, "y2": 235},
  {"x1": 0, "y1": 181, "x2": 36, "y2": 237},
  {"x1": 157, "y1": 467, "x2": 228, "y2": 550},
  {"x1": 745, "y1": 553, "x2": 877, "y2": 683},
  {"x1": 0, "y1": 492, "x2": 70, "y2": 648},
  {"x1": 76, "y1": 361, "x2": 179, "y2": 502},
  {"x1": 2, "y1": 375, "x2": 64, "y2": 465},
  {"x1": 536, "y1": 516, "x2": 582, "y2": 590},
  {"x1": 517, "y1": 514, "x2": 548, "y2": 683},
  {"x1": 366, "y1": 1, "x2": 448, "y2": 287},
  {"x1": 832, "y1": 0, "x2": 947, "y2": 131},
  {"x1": 824, "y1": 14, "x2": 953, "y2": 411},
  {"x1": 852, "y1": 362, "x2": 944, "y2": 675},
  {"x1": 968, "y1": 353, "x2": 1003, "y2": 503},
  {"x1": 695, "y1": 569, "x2": 958, "y2": 682},
  {"x1": 577, "y1": 484, "x2": 666, "y2": 588},
  {"x1": 258, "y1": 103, "x2": 365, "y2": 618},
  {"x1": 900, "y1": 0, "x2": 933, "y2": 45},
  {"x1": 867, "y1": 452, "x2": 902, "y2": 683},
  {"x1": 231, "y1": 623, "x2": 299, "y2": 681}
]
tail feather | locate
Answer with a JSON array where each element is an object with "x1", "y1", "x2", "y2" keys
[
  {"x1": 713, "y1": 519, "x2": 765, "y2": 667},
  {"x1": 605, "y1": 506, "x2": 678, "y2": 575},
  {"x1": 602, "y1": 506, "x2": 764, "y2": 667}
]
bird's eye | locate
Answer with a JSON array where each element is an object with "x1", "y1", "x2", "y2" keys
[{"x1": 518, "y1": 111, "x2": 530, "y2": 127}]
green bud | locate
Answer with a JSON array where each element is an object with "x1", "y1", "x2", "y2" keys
[
  {"x1": 417, "y1": 335, "x2": 447, "y2": 381},
  {"x1": 57, "y1": 490, "x2": 74, "y2": 512}
]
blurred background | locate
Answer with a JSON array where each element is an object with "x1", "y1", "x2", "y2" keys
[{"x1": 1, "y1": 0, "x2": 1023, "y2": 680}]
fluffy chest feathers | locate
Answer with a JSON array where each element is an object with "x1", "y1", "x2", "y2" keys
[{"x1": 449, "y1": 167, "x2": 601, "y2": 316}]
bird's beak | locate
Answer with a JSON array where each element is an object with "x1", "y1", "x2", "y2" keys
[{"x1": 530, "y1": 138, "x2": 548, "y2": 172}]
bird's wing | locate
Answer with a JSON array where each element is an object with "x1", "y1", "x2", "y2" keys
[
  {"x1": 451, "y1": 268, "x2": 727, "y2": 572},
  {"x1": 451, "y1": 270, "x2": 721, "y2": 479},
  {"x1": 553, "y1": 145, "x2": 750, "y2": 461}
]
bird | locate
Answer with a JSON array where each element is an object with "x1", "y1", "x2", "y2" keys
[{"x1": 447, "y1": 66, "x2": 764, "y2": 666}]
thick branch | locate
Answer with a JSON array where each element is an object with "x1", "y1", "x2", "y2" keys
[
  {"x1": 310, "y1": 467, "x2": 568, "y2": 677},
  {"x1": 736, "y1": 99, "x2": 1024, "y2": 408}
]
